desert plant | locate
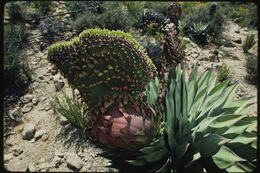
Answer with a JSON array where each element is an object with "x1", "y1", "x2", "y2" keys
[
  {"x1": 126, "y1": 64, "x2": 256, "y2": 172},
  {"x1": 246, "y1": 54, "x2": 257, "y2": 84},
  {"x1": 4, "y1": 24, "x2": 32, "y2": 97},
  {"x1": 242, "y1": 33, "x2": 256, "y2": 53},
  {"x1": 5, "y1": 2, "x2": 24, "y2": 21},
  {"x1": 31, "y1": 1, "x2": 55, "y2": 15},
  {"x1": 190, "y1": 22, "x2": 208, "y2": 45},
  {"x1": 217, "y1": 63, "x2": 231, "y2": 83},
  {"x1": 50, "y1": 89, "x2": 90, "y2": 131},
  {"x1": 47, "y1": 28, "x2": 157, "y2": 151}
]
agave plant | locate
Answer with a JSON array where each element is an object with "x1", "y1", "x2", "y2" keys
[{"x1": 126, "y1": 64, "x2": 257, "y2": 172}]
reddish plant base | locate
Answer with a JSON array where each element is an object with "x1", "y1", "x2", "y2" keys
[{"x1": 93, "y1": 103, "x2": 152, "y2": 152}]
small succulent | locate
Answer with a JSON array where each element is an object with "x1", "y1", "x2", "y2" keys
[{"x1": 126, "y1": 64, "x2": 256, "y2": 172}]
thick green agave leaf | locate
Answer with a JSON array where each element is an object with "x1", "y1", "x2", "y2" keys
[
  {"x1": 212, "y1": 145, "x2": 245, "y2": 170},
  {"x1": 146, "y1": 77, "x2": 160, "y2": 105},
  {"x1": 187, "y1": 64, "x2": 198, "y2": 111},
  {"x1": 194, "y1": 133, "x2": 230, "y2": 157}
]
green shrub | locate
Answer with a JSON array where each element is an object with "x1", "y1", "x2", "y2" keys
[
  {"x1": 98, "y1": 2, "x2": 137, "y2": 32},
  {"x1": 217, "y1": 63, "x2": 231, "y2": 83},
  {"x1": 71, "y1": 12, "x2": 98, "y2": 33},
  {"x1": 4, "y1": 24, "x2": 32, "y2": 97},
  {"x1": 50, "y1": 89, "x2": 90, "y2": 131},
  {"x1": 242, "y1": 33, "x2": 256, "y2": 53},
  {"x1": 5, "y1": 2, "x2": 24, "y2": 20},
  {"x1": 124, "y1": 1, "x2": 145, "y2": 26},
  {"x1": 246, "y1": 54, "x2": 257, "y2": 84},
  {"x1": 144, "y1": 2, "x2": 171, "y2": 16},
  {"x1": 65, "y1": 1, "x2": 88, "y2": 19},
  {"x1": 31, "y1": 1, "x2": 55, "y2": 15}
]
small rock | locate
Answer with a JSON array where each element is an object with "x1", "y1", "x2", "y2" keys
[
  {"x1": 28, "y1": 163, "x2": 36, "y2": 172},
  {"x1": 51, "y1": 156, "x2": 63, "y2": 168},
  {"x1": 190, "y1": 53, "x2": 198, "y2": 59},
  {"x1": 30, "y1": 138, "x2": 36, "y2": 143},
  {"x1": 38, "y1": 107, "x2": 45, "y2": 111},
  {"x1": 32, "y1": 98, "x2": 38, "y2": 105},
  {"x1": 233, "y1": 38, "x2": 242, "y2": 44},
  {"x1": 22, "y1": 123, "x2": 35, "y2": 140},
  {"x1": 234, "y1": 30, "x2": 240, "y2": 34},
  {"x1": 55, "y1": 151, "x2": 64, "y2": 158},
  {"x1": 22, "y1": 103, "x2": 33, "y2": 114},
  {"x1": 6, "y1": 158, "x2": 28, "y2": 172},
  {"x1": 66, "y1": 153, "x2": 83, "y2": 170},
  {"x1": 35, "y1": 129, "x2": 46, "y2": 140},
  {"x1": 44, "y1": 104, "x2": 52, "y2": 111},
  {"x1": 21, "y1": 94, "x2": 33, "y2": 104},
  {"x1": 4, "y1": 153, "x2": 14, "y2": 161},
  {"x1": 40, "y1": 96, "x2": 47, "y2": 102},
  {"x1": 39, "y1": 76, "x2": 45, "y2": 80},
  {"x1": 41, "y1": 134, "x2": 49, "y2": 141},
  {"x1": 49, "y1": 76, "x2": 54, "y2": 80},
  {"x1": 54, "y1": 79, "x2": 65, "y2": 92},
  {"x1": 60, "y1": 116, "x2": 69, "y2": 126},
  {"x1": 53, "y1": 74, "x2": 62, "y2": 81},
  {"x1": 13, "y1": 147, "x2": 23, "y2": 156}
]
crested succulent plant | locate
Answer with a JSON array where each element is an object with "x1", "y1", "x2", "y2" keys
[
  {"x1": 126, "y1": 64, "x2": 257, "y2": 172},
  {"x1": 47, "y1": 28, "x2": 157, "y2": 125}
]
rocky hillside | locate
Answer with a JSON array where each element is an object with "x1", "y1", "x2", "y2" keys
[{"x1": 3, "y1": 1, "x2": 257, "y2": 172}]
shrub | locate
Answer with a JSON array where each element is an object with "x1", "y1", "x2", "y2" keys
[
  {"x1": 144, "y1": 2, "x2": 171, "y2": 16},
  {"x1": 217, "y1": 63, "x2": 231, "y2": 83},
  {"x1": 65, "y1": 1, "x2": 88, "y2": 19},
  {"x1": 31, "y1": 1, "x2": 55, "y2": 15},
  {"x1": 71, "y1": 13, "x2": 97, "y2": 33},
  {"x1": 242, "y1": 33, "x2": 256, "y2": 53},
  {"x1": 124, "y1": 1, "x2": 145, "y2": 27},
  {"x1": 4, "y1": 24, "x2": 32, "y2": 97},
  {"x1": 50, "y1": 89, "x2": 90, "y2": 131},
  {"x1": 98, "y1": 2, "x2": 137, "y2": 32},
  {"x1": 5, "y1": 2, "x2": 24, "y2": 21},
  {"x1": 246, "y1": 54, "x2": 257, "y2": 84}
]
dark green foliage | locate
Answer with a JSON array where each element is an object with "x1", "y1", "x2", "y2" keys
[
  {"x1": 70, "y1": 1, "x2": 143, "y2": 33},
  {"x1": 246, "y1": 54, "x2": 257, "y2": 84},
  {"x1": 71, "y1": 12, "x2": 98, "y2": 33},
  {"x1": 98, "y1": 2, "x2": 137, "y2": 32},
  {"x1": 31, "y1": 1, "x2": 55, "y2": 15},
  {"x1": 144, "y1": 2, "x2": 171, "y2": 16},
  {"x1": 5, "y1": 2, "x2": 24, "y2": 20},
  {"x1": 4, "y1": 24, "x2": 32, "y2": 97},
  {"x1": 47, "y1": 29, "x2": 157, "y2": 123},
  {"x1": 242, "y1": 33, "x2": 256, "y2": 53},
  {"x1": 217, "y1": 63, "x2": 231, "y2": 83}
]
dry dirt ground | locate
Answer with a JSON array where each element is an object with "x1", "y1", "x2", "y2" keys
[{"x1": 3, "y1": 2, "x2": 258, "y2": 172}]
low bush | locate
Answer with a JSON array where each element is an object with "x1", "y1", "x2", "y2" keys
[
  {"x1": 50, "y1": 89, "x2": 90, "y2": 131},
  {"x1": 31, "y1": 1, "x2": 55, "y2": 15},
  {"x1": 71, "y1": 13, "x2": 97, "y2": 33},
  {"x1": 4, "y1": 24, "x2": 32, "y2": 97},
  {"x1": 217, "y1": 63, "x2": 231, "y2": 83},
  {"x1": 144, "y1": 1, "x2": 171, "y2": 16},
  {"x1": 5, "y1": 2, "x2": 25, "y2": 21},
  {"x1": 246, "y1": 54, "x2": 257, "y2": 84},
  {"x1": 242, "y1": 33, "x2": 256, "y2": 53}
]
